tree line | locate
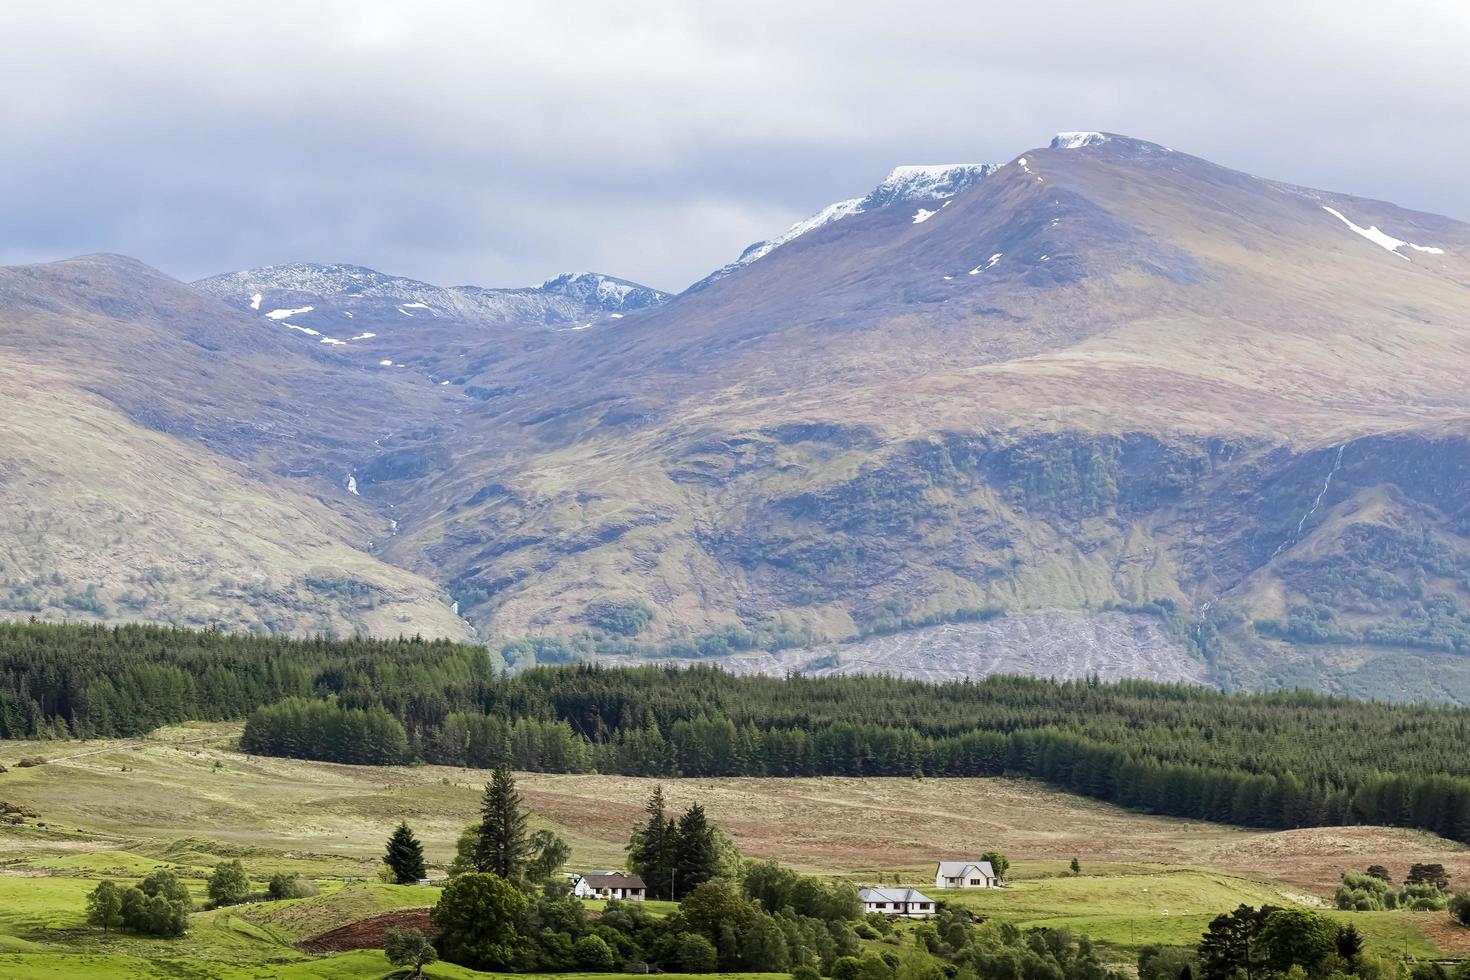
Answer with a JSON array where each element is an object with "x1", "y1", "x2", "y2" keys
[{"x1": 10, "y1": 622, "x2": 1470, "y2": 842}]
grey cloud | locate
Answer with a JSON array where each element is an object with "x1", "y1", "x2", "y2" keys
[{"x1": 2, "y1": 0, "x2": 1467, "y2": 290}]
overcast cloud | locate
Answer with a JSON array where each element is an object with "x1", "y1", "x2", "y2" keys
[{"x1": 2, "y1": 0, "x2": 1468, "y2": 291}]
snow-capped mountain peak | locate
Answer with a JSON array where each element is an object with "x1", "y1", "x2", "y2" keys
[
  {"x1": 192, "y1": 263, "x2": 672, "y2": 352},
  {"x1": 1050, "y1": 131, "x2": 1110, "y2": 149},
  {"x1": 707, "y1": 161, "x2": 997, "y2": 283},
  {"x1": 861, "y1": 163, "x2": 997, "y2": 209},
  {"x1": 536, "y1": 272, "x2": 671, "y2": 311}
]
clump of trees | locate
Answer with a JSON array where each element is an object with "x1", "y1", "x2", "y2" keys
[
  {"x1": 1197, "y1": 904, "x2": 1394, "y2": 980},
  {"x1": 85, "y1": 870, "x2": 192, "y2": 937},
  {"x1": 240, "y1": 698, "x2": 407, "y2": 764},
  {"x1": 1335, "y1": 863, "x2": 1454, "y2": 911},
  {"x1": 627, "y1": 787, "x2": 739, "y2": 900}
]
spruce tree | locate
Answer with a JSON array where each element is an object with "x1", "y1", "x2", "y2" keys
[
  {"x1": 385, "y1": 821, "x2": 428, "y2": 884},
  {"x1": 628, "y1": 786, "x2": 678, "y2": 899},
  {"x1": 474, "y1": 766, "x2": 531, "y2": 878},
  {"x1": 673, "y1": 802, "x2": 716, "y2": 899}
]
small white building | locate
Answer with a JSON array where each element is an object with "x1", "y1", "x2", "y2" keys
[
  {"x1": 859, "y1": 887, "x2": 937, "y2": 918},
  {"x1": 934, "y1": 861, "x2": 998, "y2": 889},
  {"x1": 571, "y1": 871, "x2": 647, "y2": 901}
]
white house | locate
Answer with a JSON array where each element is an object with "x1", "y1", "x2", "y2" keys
[
  {"x1": 571, "y1": 871, "x2": 647, "y2": 901},
  {"x1": 934, "y1": 861, "x2": 998, "y2": 889},
  {"x1": 859, "y1": 887, "x2": 937, "y2": 918}
]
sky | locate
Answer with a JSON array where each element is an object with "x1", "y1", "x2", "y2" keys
[{"x1": 3, "y1": 0, "x2": 1469, "y2": 292}]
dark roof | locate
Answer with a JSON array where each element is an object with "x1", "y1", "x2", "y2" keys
[{"x1": 582, "y1": 872, "x2": 646, "y2": 889}]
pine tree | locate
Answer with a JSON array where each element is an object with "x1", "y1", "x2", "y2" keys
[
  {"x1": 385, "y1": 821, "x2": 428, "y2": 884},
  {"x1": 1335, "y1": 923, "x2": 1363, "y2": 967},
  {"x1": 673, "y1": 802, "x2": 717, "y2": 900},
  {"x1": 628, "y1": 786, "x2": 677, "y2": 899},
  {"x1": 474, "y1": 766, "x2": 531, "y2": 879}
]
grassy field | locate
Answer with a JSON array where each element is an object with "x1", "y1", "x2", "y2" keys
[{"x1": 2, "y1": 724, "x2": 1468, "y2": 976}]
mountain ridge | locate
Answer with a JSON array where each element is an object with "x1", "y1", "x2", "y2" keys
[{"x1": 6, "y1": 132, "x2": 1470, "y2": 701}]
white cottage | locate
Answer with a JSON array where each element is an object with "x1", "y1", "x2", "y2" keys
[
  {"x1": 934, "y1": 861, "x2": 998, "y2": 889},
  {"x1": 572, "y1": 871, "x2": 647, "y2": 901},
  {"x1": 859, "y1": 887, "x2": 937, "y2": 918}
]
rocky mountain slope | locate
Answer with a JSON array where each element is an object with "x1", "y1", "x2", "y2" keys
[
  {"x1": 6, "y1": 133, "x2": 1470, "y2": 699},
  {"x1": 0, "y1": 254, "x2": 471, "y2": 639},
  {"x1": 192, "y1": 263, "x2": 671, "y2": 379}
]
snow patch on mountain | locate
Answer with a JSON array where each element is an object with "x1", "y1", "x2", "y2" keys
[
  {"x1": 266, "y1": 306, "x2": 314, "y2": 320},
  {"x1": 1051, "y1": 132, "x2": 1110, "y2": 149},
  {"x1": 969, "y1": 253, "x2": 1004, "y2": 275},
  {"x1": 1322, "y1": 206, "x2": 1444, "y2": 260},
  {"x1": 249, "y1": 293, "x2": 262, "y2": 310},
  {"x1": 912, "y1": 208, "x2": 938, "y2": 224}
]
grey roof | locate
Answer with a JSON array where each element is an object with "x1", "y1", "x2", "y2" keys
[
  {"x1": 936, "y1": 861, "x2": 996, "y2": 878},
  {"x1": 860, "y1": 887, "x2": 934, "y2": 904},
  {"x1": 581, "y1": 872, "x2": 646, "y2": 889}
]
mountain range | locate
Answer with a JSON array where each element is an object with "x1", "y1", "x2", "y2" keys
[{"x1": 5, "y1": 131, "x2": 1470, "y2": 701}]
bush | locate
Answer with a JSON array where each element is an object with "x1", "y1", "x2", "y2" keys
[
  {"x1": 15, "y1": 757, "x2": 45, "y2": 768},
  {"x1": 574, "y1": 934, "x2": 616, "y2": 971},
  {"x1": 267, "y1": 873, "x2": 318, "y2": 900},
  {"x1": 675, "y1": 932, "x2": 718, "y2": 973},
  {"x1": 207, "y1": 860, "x2": 250, "y2": 907},
  {"x1": 1450, "y1": 893, "x2": 1470, "y2": 927},
  {"x1": 1336, "y1": 871, "x2": 1394, "y2": 911},
  {"x1": 1400, "y1": 882, "x2": 1449, "y2": 911},
  {"x1": 793, "y1": 966, "x2": 823, "y2": 980}
]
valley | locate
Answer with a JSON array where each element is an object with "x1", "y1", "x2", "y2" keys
[{"x1": 1, "y1": 723, "x2": 1468, "y2": 978}]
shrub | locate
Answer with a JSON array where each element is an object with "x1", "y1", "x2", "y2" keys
[
  {"x1": 1450, "y1": 893, "x2": 1470, "y2": 927},
  {"x1": 267, "y1": 873, "x2": 319, "y2": 900},
  {"x1": 675, "y1": 932, "x2": 718, "y2": 973},
  {"x1": 1400, "y1": 882, "x2": 1449, "y2": 911},
  {"x1": 574, "y1": 934, "x2": 616, "y2": 971},
  {"x1": 1336, "y1": 871, "x2": 1394, "y2": 911},
  {"x1": 15, "y1": 757, "x2": 45, "y2": 768}
]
